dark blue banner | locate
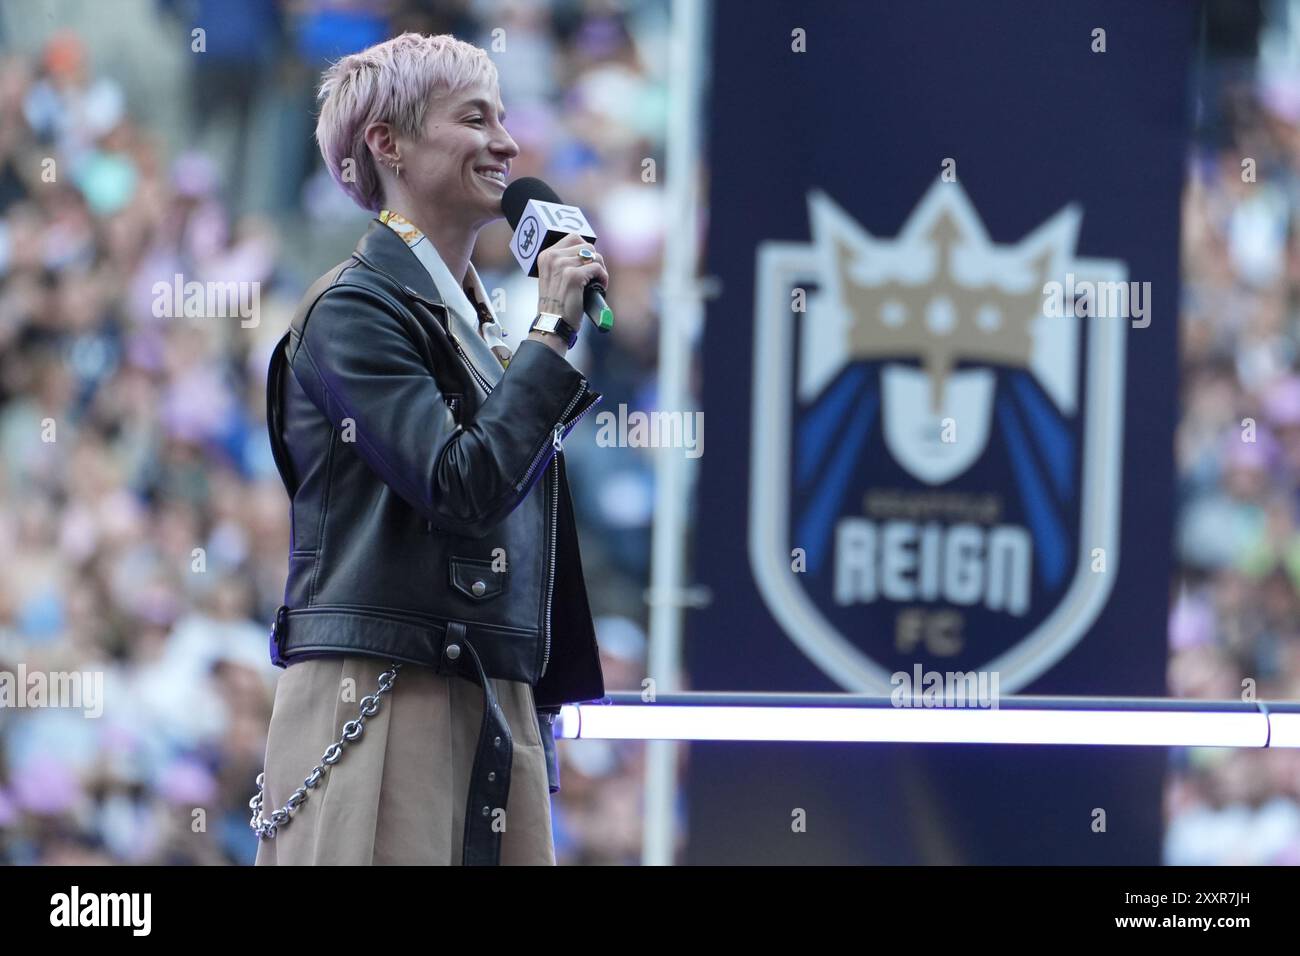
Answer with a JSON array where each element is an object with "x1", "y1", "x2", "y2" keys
[{"x1": 686, "y1": 0, "x2": 1193, "y2": 863}]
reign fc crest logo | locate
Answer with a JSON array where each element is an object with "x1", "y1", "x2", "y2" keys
[{"x1": 749, "y1": 179, "x2": 1127, "y2": 692}]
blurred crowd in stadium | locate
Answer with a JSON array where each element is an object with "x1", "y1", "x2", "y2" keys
[
  {"x1": 0, "y1": 0, "x2": 676, "y2": 865},
  {"x1": 5, "y1": 0, "x2": 1300, "y2": 869},
  {"x1": 1165, "y1": 6, "x2": 1300, "y2": 864}
]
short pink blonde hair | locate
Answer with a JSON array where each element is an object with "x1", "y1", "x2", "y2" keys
[{"x1": 315, "y1": 32, "x2": 499, "y2": 212}]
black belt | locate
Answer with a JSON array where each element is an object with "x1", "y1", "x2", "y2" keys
[
  {"x1": 441, "y1": 621, "x2": 513, "y2": 866},
  {"x1": 270, "y1": 606, "x2": 527, "y2": 866}
]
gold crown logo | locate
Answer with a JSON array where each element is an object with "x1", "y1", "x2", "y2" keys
[{"x1": 833, "y1": 205, "x2": 1053, "y2": 412}]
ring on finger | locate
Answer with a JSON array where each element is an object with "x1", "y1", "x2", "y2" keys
[{"x1": 578, "y1": 247, "x2": 594, "y2": 260}]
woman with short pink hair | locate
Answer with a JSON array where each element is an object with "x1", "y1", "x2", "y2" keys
[{"x1": 252, "y1": 32, "x2": 610, "y2": 866}]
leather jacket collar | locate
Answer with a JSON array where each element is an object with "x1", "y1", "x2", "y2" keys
[{"x1": 352, "y1": 217, "x2": 447, "y2": 311}]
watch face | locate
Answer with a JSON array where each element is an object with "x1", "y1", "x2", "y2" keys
[{"x1": 531, "y1": 312, "x2": 577, "y2": 347}]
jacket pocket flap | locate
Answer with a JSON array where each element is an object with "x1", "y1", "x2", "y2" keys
[{"x1": 449, "y1": 556, "x2": 507, "y2": 600}]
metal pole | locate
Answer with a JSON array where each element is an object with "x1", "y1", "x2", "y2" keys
[{"x1": 641, "y1": 0, "x2": 710, "y2": 866}]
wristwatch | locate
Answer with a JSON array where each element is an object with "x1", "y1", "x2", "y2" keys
[{"x1": 529, "y1": 311, "x2": 579, "y2": 349}]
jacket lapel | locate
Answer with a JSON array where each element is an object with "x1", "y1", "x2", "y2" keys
[
  {"x1": 352, "y1": 218, "x2": 448, "y2": 312},
  {"x1": 354, "y1": 217, "x2": 510, "y2": 388}
]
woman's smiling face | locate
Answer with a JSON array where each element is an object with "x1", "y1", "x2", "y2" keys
[{"x1": 400, "y1": 77, "x2": 519, "y2": 228}]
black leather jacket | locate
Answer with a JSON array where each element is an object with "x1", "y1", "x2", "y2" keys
[{"x1": 263, "y1": 219, "x2": 605, "y2": 864}]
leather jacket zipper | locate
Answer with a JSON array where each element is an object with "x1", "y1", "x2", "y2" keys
[
  {"x1": 450, "y1": 330, "x2": 496, "y2": 397},
  {"x1": 539, "y1": 391, "x2": 601, "y2": 678},
  {"x1": 517, "y1": 384, "x2": 586, "y2": 493},
  {"x1": 542, "y1": 451, "x2": 559, "y2": 677},
  {"x1": 517, "y1": 380, "x2": 601, "y2": 496}
]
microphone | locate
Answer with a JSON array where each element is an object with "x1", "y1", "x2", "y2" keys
[{"x1": 501, "y1": 177, "x2": 614, "y2": 333}]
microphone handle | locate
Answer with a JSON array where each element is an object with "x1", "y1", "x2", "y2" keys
[{"x1": 583, "y1": 283, "x2": 615, "y2": 333}]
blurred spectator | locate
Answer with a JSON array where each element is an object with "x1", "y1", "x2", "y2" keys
[{"x1": 1167, "y1": 1, "x2": 1300, "y2": 865}]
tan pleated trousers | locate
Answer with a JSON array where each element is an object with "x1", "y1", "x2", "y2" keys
[{"x1": 253, "y1": 656, "x2": 555, "y2": 865}]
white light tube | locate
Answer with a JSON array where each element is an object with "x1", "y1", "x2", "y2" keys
[{"x1": 557, "y1": 704, "x2": 1268, "y2": 748}]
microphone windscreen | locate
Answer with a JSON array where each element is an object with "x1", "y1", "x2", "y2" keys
[{"x1": 502, "y1": 177, "x2": 563, "y2": 228}]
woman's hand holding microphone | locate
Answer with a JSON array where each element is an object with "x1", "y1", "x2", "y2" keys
[{"x1": 527, "y1": 233, "x2": 609, "y2": 356}]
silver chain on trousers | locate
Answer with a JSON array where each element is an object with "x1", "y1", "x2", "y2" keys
[{"x1": 249, "y1": 662, "x2": 402, "y2": 840}]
